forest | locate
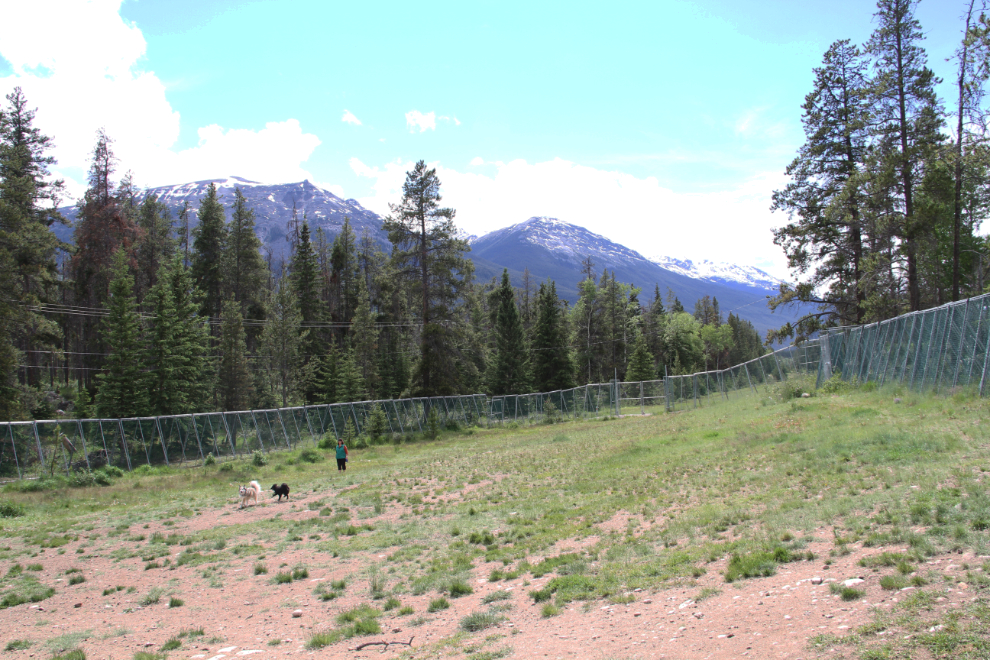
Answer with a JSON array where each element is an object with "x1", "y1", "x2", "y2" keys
[
  {"x1": 770, "y1": 0, "x2": 990, "y2": 340},
  {"x1": 0, "y1": 93, "x2": 767, "y2": 421}
]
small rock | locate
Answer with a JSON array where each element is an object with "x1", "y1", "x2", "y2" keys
[
  {"x1": 634, "y1": 588, "x2": 643, "y2": 592},
  {"x1": 143, "y1": 642, "x2": 154, "y2": 647},
  {"x1": 292, "y1": 610, "x2": 303, "y2": 618},
  {"x1": 391, "y1": 628, "x2": 401, "y2": 634},
  {"x1": 801, "y1": 392, "x2": 810, "y2": 398},
  {"x1": 634, "y1": 612, "x2": 642, "y2": 617},
  {"x1": 643, "y1": 599, "x2": 652, "y2": 604},
  {"x1": 894, "y1": 397, "x2": 902, "y2": 403},
  {"x1": 843, "y1": 578, "x2": 864, "y2": 587},
  {"x1": 811, "y1": 577, "x2": 823, "y2": 585},
  {"x1": 74, "y1": 603, "x2": 82, "y2": 608},
  {"x1": 693, "y1": 612, "x2": 704, "y2": 619}
]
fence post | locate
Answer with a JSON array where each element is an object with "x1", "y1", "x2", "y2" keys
[
  {"x1": 76, "y1": 419, "x2": 91, "y2": 471},
  {"x1": 952, "y1": 299, "x2": 970, "y2": 390},
  {"x1": 6, "y1": 423, "x2": 22, "y2": 479},
  {"x1": 116, "y1": 419, "x2": 133, "y2": 471},
  {"x1": 978, "y1": 313, "x2": 990, "y2": 396},
  {"x1": 155, "y1": 418, "x2": 170, "y2": 466},
  {"x1": 744, "y1": 363, "x2": 755, "y2": 393}
]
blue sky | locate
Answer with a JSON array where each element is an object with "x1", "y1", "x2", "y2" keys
[{"x1": 0, "y1": 0, "x2": 969, "y2": 277}]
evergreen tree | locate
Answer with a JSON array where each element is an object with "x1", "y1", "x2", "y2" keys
[
  {"x1": 771, "y1": 40, "x2": 871, "y2": 337},
  {"x1": 487, "y1": 269, "x2": 530, "y2": 395},
  {"x1": 224, "y1": 186, "x2": 267, "y2": 316},
  {"x1": 383, "y1": 160, "x2": 471, "y2": 395},
  {"x1": 314, "y1": 340, "x2": 341, "y2": 404},
  {"x1": 134, "y1": 192, "x2": 175, "y2": 302},
  {"x1": 572, "y1": 277, "x2": 604, "y2": 384},
  {"x1": 258, "y1": 281, "x2": 303, "y2": 407},
  {"x1": 531, "y1": 280, "x2": 575, "y2": 392},
  {"x1": 625, "y1": 332, "x2": 656, "y2": 382},
  {"x1": 865, "y1": 0, "x2": 944, "y2": 311},
  {"x1": 330, "y1": 217, "x2": 360, "y2": 333},
  {"x1": 290, "y1": 219, "x2": 323, "y2": 401},
  {"x1": 726, "y1": 313, "x2": 766, "y2": 366},
  {"x1": 166, "y1": 257, "x2": 211, "y2": 412},
  {"x1": 335, "y1": 343, "x2": 365, "y2": 403},
  {"x1": 190, "y1": 183, "x2": 227, "y2": 322},
  {"x1": 218, "y1": 297, "x2": 253, "y2": 411},
  {"x1": 350, "y1": 278, "x2": 380, "y2": 397},
  {"x1": 0, "y1": 87, "x2": 63, "y2": 411},
  {"x1": 95, "y1": 249, "x2": 147, "y2": 418},
  {"x1": 146, "y1": 261, "x2": 183, "y2": 415}
]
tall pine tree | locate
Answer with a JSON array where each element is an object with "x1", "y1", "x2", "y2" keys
[
  {"x1": 531, "y1": 280, "x2": 574, "y2": 392},
  {"x1": 190, "y1": 183, "x2": 227, "y2": 322},
  {"x1": 95, "y1": 250, "x2": 147, "y2": 418},
  {"x1": 218, "y1": 297, "x2": 252, "y2": 411},
  {"x1": 487, "y1": 269, "x2": 530, "y2": 395}
]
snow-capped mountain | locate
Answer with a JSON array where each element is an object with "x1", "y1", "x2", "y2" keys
[
  {"x1": 650, "y1": 256, "x2": 783, "y2": 292},
  {"x1": 57, "y1": 176, "x2": 385, "y2": 262},
  {"x1": 471, "y1": 216, "x2": 659, "y2": 272}
]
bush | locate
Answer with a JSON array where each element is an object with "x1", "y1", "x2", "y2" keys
[
  {"x1": 252, "y1": 450, "x2": 267, "y2": 467},
  {"x1": 366, "y1": 404, "x2": 389, "y2": 441},
  {"x1": 426, "y1": 407, "x2": 441, "y2": 440},
  {"x1": 447, "y1": 580, "x2": 473, "y2": 598},
  {"x1": 317, "y1": 434, "x2": 337, "y2": 450},
  {"x1": 203, "y1": 453, "x2": 216, "y2": 466},
  {"x1": 427, "y1": 597, "x2": 450, "y2": 612},
  {"x1": 0, "y1": 501, "x2": 24, "y2": 518},
  {"x1": 543, "y1": 399, "x2": 562, "y2": 424},
  {"x1": 298, "y1": 448, "x2": 322, "y2": 463}
]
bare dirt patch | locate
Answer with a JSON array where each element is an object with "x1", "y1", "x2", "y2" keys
[{"x1": 2, "y1": 484, "x2": 983, "y2": 660}]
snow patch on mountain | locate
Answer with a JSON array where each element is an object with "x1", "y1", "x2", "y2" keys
[
  {"x1": 650, "y1": 255, "x2": 782, "y2": 291},
  {"x1": 474, "y1": 217, "x2": 654, "y2": 267}
]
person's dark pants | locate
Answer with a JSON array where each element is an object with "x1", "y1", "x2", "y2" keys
[{"x1": 337, "y1": 458, "x2": 346, "y2": 471}]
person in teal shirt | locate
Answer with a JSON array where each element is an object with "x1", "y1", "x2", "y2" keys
[{"x1": 335, "y1": 438, "x2": 348, "y2": 471}]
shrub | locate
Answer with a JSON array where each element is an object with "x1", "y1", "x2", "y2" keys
[
  {"x1": 543, "y1": 399, "x2": 562, "y2": 424},
  {"x1": 203, "y1": 453, "x2": 216, "y2": 466},
  {"x1": 0, "y1": 501, "x2": 24, "y2": 518},
  {"x1": 298, "y1": 447, "x2": 322, "y2": 463},
  {"x1": 168, "y1": 596, "x2": 184, "y2": 607},
  {"x1": 427, "y1": 597, "x2": 450, "y2": 612},
  {"x1": 426, "y1": 407, "x2": 441, "y2": 440},
  {"x1": 366, "y1": 404, "x2": 389, "y2": 441},
  {"x1": 252, "y1": 450, "x2": 267, "y2": 467}
]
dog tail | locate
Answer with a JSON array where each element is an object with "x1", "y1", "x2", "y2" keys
[{"x1": 250, "y1": 480, "x2": 261, "y2": 494}]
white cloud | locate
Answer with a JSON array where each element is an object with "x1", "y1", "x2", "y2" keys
[
  {"x1": 0, "y1": 0, "x2": 320, "y2": 198},
  {"x1": 341, "y1": 109, "x2": 362, "y2": 126},
  {"x1": 405, "y1": 110, "x2": 436, "y2": 133},
  {"x1": 350, "y1": 156, "x2": 791, "y2": 278},
  {"x1": 469, "y1": 157, "x2": 485, "y2": 166}
]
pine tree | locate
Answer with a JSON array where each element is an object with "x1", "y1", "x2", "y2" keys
[
  {"x1": 0, "y1": 87, "x2": 63, "y2": 412},
  {"x1": 771, "y1": 39, "x2": 871, "y2": 336},
  {"x1": 487, "y1": 270, "x2": 530, "y2": 395},
  {"x1": 531, "y1": 280, "x2": 575, "y2": 392},
  {"x1": 625, "y1": 332, "x2": 656, "y2": 382},
  {"x1": 135, "y1": 193, "x2": 175, "y2": 302},
  {"x1": 166, "y1": 257, "x2": 211, "y2": 412},
  {"x1": 218, "y1": 297, "x2": 253, "y2": 411},
  {"x1": 350, "y1": 278, "x2": 380, "y2": 398},
  {"x1": 572, "y1": 277, "x2": 603, "y2": 384},
  {"x1": 146, "y1": 262, "x2": 183, "y2": 415},
  {"x1": 290, "y1": 219, "x2": 323, "y2": 401},
  {"x1": 224, "y1": 187, "x2": 267, "y2": 316},
  {"x1": 95, "y1": 249, "x2": 147, "y2": 418},
  {"x1": 335, "y1": 343, "x2": 365, "y2": 403},
  {"x1": 314, "y1": 340, "x2": 341, "y2": 404},
  {"x1": 383, "y1": 160, "x2": 471, "y2": 396},
  {"x1": 865, "y1": 0, "x2": 944, "y2": 311},
  {"x1": 330, "y1": 217, "x2": 360, "y2": 333},
  {"x1": 190, "y1": 183, "x2": 227, "y2": 322},
  {"x1": 259, "y1": 281, "x2": 303, "y2": 407}
]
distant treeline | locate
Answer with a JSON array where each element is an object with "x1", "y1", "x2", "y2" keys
[{"x1": 0, "y1": 90, "x2": 767, "y2": 421}]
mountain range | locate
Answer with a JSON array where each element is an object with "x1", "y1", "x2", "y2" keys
[{"x1": 56, "y1": 177, "x2": 802, "y2": 339}]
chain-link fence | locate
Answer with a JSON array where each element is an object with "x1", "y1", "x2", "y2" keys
[
  {"x1": 0, "y1": 395, "x2": 488, "y2": 481},
  {"x1": 663, "y1": 341, "x2": 824, "y2": 410},
  {"x1": 815, "y1": 293, "x2": 990, "y2": 394}
]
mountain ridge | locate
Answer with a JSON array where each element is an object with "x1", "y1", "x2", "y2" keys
[{"x1": 56, "y1": 179, "x2": 800, "y2": 338}]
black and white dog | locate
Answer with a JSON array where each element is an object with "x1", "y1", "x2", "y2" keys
[{"x1": 270, "y1": 483, "x2": 290, "y2": 502}]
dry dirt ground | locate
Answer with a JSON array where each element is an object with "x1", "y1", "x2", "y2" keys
[{"x1": 0, "y1": 483, "x2": 983, "y2": 660}]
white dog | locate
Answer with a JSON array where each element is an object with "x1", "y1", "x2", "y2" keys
[{"x1": 239, "y1": 480, "x2": 262, "y2": 508}]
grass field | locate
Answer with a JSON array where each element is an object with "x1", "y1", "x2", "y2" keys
[{"x1": 2, "y1": 381, "x2": 990, "y2": 658}]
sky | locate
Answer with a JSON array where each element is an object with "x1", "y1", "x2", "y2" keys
[{"x1": 0, "y1": 0, "x2": 970, "y2": 278}]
